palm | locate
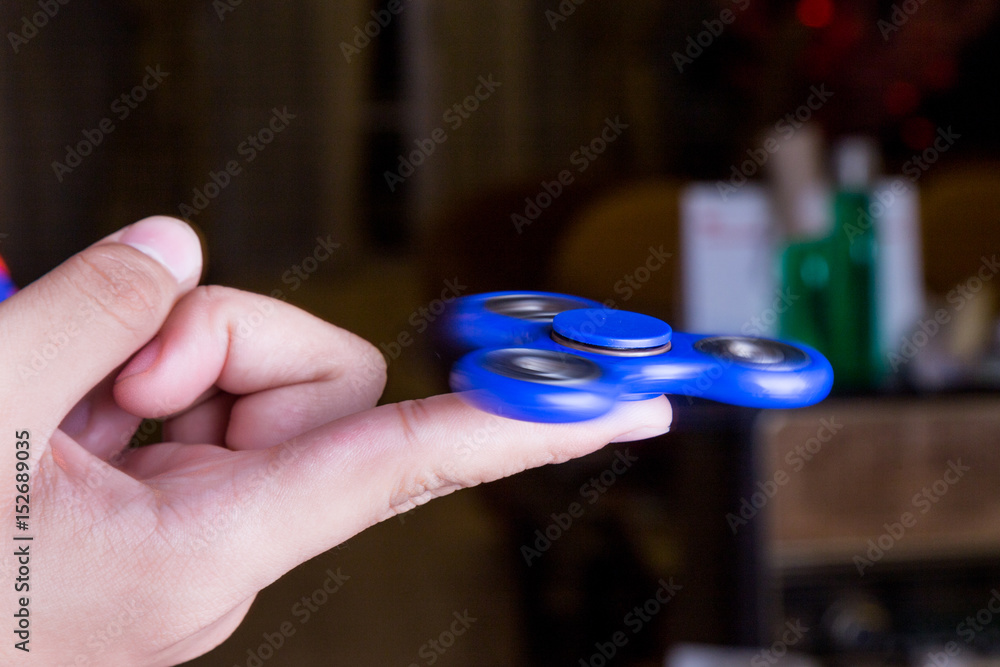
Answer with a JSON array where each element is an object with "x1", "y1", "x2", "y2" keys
[{"x1": 37, "y1": 429, "x2": 266, "y2": 665}]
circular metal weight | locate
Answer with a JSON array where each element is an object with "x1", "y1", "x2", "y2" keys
[
  {"x1": 484, "y1": 294, "x2": 594, "y2": 322},
  {"x1": 483, "y1": 348, "x2": 602, "y2": 385},
  {"x1": 693, "y1": 336, "x2": 808, "y2": 368},
  {"x1": 551, "y1": 308, "x2": 672, "y2": 357}
]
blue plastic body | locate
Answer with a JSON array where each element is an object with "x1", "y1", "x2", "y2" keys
[
  {"x1": 443, "y1": 291, "x2": 834, "y2": 423},
  {"x1": 440, "y1": 291, "x2": 603, "y2": 351}
]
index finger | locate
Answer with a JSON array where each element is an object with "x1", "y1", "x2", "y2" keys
[{"x1": 243, "y1": 393, "x2": 672, "y2": 578}]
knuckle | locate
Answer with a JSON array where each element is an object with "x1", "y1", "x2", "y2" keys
[
  {"x1": 384, "y1": 400, "x2": 464, "y2": 513},
  {"x1": 389, "y1": 398, "x2": 433, "y2": 448},
  {"x1": 180, "y1": 285, "x2": 238, "y2": 322},
  {"x1": 179, "y1": 286, "x2": 274, "y2": 344},
  {"x1": 190, "y1": 284, "x2": 238, "y2": 305},
  {"x1": 388, "y1": 466, "x2": 461, "y2": 517}
]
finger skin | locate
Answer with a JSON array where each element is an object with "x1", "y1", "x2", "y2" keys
[
  {"x1": 113, "y1": 285, "x2": 388, "y2": 450},
  {"x1": 105, "y1": 392, "x2": 671, "y2": 621},
  {"x1": 0, "y1": 217, "x2": 202, "y2": 440},
  {"x1": 58, "y1": 373, "x2": 144, "y2": 460},
  {"x1": 225, "y1": 393, "x2": 672, "y2": 580},
  {"x1": 163, "y1": 391, "x2": 238, "y2": 446}
]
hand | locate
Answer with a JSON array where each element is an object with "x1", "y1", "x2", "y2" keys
[{"x1": 0, "y1": 216, "x2": 671, "y2": 666}]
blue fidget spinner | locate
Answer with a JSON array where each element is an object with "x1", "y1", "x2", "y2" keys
[{"x1": 441, "y1": 291, "x2": 834, "y2": 423}]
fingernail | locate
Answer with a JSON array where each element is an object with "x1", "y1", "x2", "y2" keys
[
  {"x1": 119, "y1": 216, "x2": 202, "y2": 286},
  {"x1": 117, "y1": 337, "x2": 162, "y2": 383},
  {"x1": 61, "y1": 399, "x2": 91, "y2": 438},
  {"x1": 611, "y1": 424, "x2": 670, "y2": 443}
]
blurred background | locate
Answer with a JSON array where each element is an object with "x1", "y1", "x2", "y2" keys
[{"x1": 3, "y1": 0, "x2": 1000, "y2": 665}]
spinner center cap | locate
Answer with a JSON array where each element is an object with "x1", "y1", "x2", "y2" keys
[{"x1": 552, "y1": 308, "x2": 672, "y2": 355}]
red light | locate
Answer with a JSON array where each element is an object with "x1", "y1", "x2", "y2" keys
[
  {"x1": 797, "y1": 0, "x2": 835, "y2": 28},
  {"x1": 924, "y1": 58, "x2": 957, "y2": 91},
  {"x1": 901, "y1": 117, "x2": 936, "y2": 151},
  {"x1": 883, "y1": 81, "x2": 920, "y2": 117}
]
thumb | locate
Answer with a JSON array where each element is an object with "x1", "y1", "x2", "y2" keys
[{"x1": 0, "y1": 216, "x2": 203, "y2": 437}]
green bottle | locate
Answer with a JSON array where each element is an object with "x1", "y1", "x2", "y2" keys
[
  {"x1": 827, "y1": 188, "x2": 880, "y2": 388},
  {"x1": 780, "y1": 138, "x2": 881, "y2": 390}
]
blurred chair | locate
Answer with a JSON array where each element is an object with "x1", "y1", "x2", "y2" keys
[
  {"x1": 920, "y1": 162, "x2": 1000, "y2": 299},
  {"x1": 547, "y1": 179, "x2": 682, "y2": 323},
  {"x1": 422, "y1": 178, "x2": 614, "y2": 297}
]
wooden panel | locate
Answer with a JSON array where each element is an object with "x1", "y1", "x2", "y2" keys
[{"x1": 756, "y1": 396, "x2": 1000, "y2": 569}]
